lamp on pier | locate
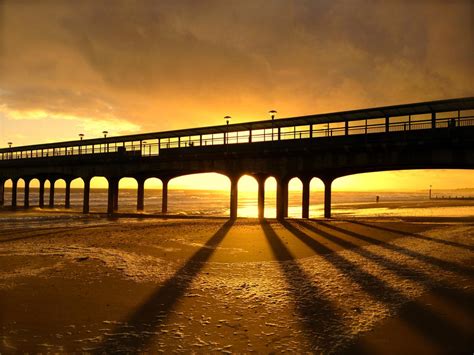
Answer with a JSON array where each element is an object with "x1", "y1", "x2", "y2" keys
[
  {"x1": 224, "y1": 116, "x2": 231, "y2": 145},
  {"x1": 7, "y1": 142, "x2": 12, "y2": 148},
  {"x1": 79, "y1": 133, "x2": 84, "y2": 141},
  {"x1": 102, "y1": 131, "x2": 108, "y2": 138},
  {"x1": 269, "y1": 110, "x2": 277, "y2": 141}
]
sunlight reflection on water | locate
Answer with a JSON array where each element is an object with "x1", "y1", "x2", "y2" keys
[{"x1": 1, "y1": 188, "x2": 473, "y2": 218}]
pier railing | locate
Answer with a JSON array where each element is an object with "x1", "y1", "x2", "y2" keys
[{"x1": 1, "y1": 97, "x2": 473, "y2": 161}]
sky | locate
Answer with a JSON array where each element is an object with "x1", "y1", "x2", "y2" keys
[{"x1": 0, "y1": 0, "x2": 473, "y2": 190}]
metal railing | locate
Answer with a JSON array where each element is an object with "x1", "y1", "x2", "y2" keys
[{"x1": 1, "y1": 115, "x2": 473, "y2": 161}]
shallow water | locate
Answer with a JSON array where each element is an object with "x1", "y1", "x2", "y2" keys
[{"x1": 2, "y1": 188, "x2": 473, "y2": 221}]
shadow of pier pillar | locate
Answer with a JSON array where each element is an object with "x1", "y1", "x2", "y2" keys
[
  {"x1": 83, "y1": 177, "x2": 91, "y2": 214},
  {"x1": 38, "y1": 178, "x2": 45, "y2": 208},
  {"x1": 0, "y1": 179, "x2": 4, "y2": 206},
  {"x1": 49, "y1": 178, "x2": 56, "y2": 208},
  {"x1": 161, "y1": 178, "x2": 169, "y2": 214},
  {"x1": 229, "y1": 175, "x2": 239, "y2": 220},
  {"x1": 322, "y1": 177, "x2": 334, "y2": 218},
  {"x1": 65, "y1": 178, "x2": 72, "y2": 209},
  {"x1": 276, "y1": 176, "x2": 289, "y2": 220},
  {"x1": 23, "y1": 177, "x2": 31, "y2": 208},
  {"x1": 301, "y1": 176, "x2": 311, "y2": 219},
  {"x1": 11, "y1": 178, "x2": 18, "y2": 208},
  {"x1": 137, "y1": 177, "x2": 145, "y2": 212}
]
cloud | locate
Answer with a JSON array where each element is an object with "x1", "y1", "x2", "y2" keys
[
  {"x1": 0, "y1": 105, "x2": 141, "y2": 138},
  {"x1": 0, "y1": 0, "x2": 472, "y2": 142}
]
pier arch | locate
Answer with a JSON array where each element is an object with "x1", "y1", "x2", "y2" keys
[
  {"x1": 288, "y1": 177, "x2": 303, "y2": 218},
  {"x1": 88, "y1": 176, "x2": 108, "y2": 213},
  {"x1": 264, "y1": 177, "x2": 277, "y2": 218},
  {"x1": 144, "y1": 177, "x2": 163, "y2": 213},
  {"x1": 118, "y1": 177, "x2": 138, "y2": 213},
  {"x1": 169, "y1": 173, "x2": 230, "y2": 216},
  {"x1": 237, "y1": 175, "x2": 259, "y2": 218}
]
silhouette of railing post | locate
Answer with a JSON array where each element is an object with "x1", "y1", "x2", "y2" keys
[
  {"x1": 432, "y1": 112, "x2": 436, "y2": 129},
  {"x1": 24, "y1": 177, "x2": 31, "y2": 208},
  {"x1": 385, "y1": 116, "x2": 390, "y2": 132},
  {"x1": 11, "y1": 178, "x2": 18, "y2": 208},
  {"x1": 82, "y1": 177, "x2": 91, "y2": 214}
]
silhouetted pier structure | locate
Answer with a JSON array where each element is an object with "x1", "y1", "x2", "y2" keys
[
  {"x1": 430, "y1": 196, "x2": 474, "y2": 201},
  {"x1": 1, "y1": 97, "x2": 473, "y2": 219}
]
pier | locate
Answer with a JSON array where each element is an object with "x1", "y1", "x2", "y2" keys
[{"x1": 1, "y1": 97, "x2": 473, "y2": 219}]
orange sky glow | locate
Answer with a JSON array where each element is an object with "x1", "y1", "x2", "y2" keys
[{"x1": 0, "y1": 1, "x2": 472, "y2": 191}]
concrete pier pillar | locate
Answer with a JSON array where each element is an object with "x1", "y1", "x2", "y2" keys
[
  {"x1": 11, "y1": 178, "x2": 18, "y2": 208},
  {"x1": 107, "y1": 179, "x2": 114, "y2": 214},
  {"x1": 276, "y1": 177, "x2": 289, "y2": 220},
  {"x1": 65, "y1": 179, "x2": 71, "y2": 209},
  {"x1": 324, "y1": 178, "x2": 333, "y2": 218},
  {"x1": 107, "y1": 177, "x2": 118, "y2": 214},
  {"x1": 24, "y1": 178, "x2": 31, "y2": 208},
  {"x1": 257, "y1": 176, "x2": 265, "y2": 219},
  {"x1": 49, "y1": 179, "x2": 56, "y2": 208},
  {"x1": 162, "y1": 179, "x2": 169, "y2": 214},
  {"x1": 113, "y1": 181, "x2": 119, "y2": 212},
  {"x1": 137, "y1": 178, "x2": 145, "y2": 211},
  {"x1": 0, "y1": 179, "x2": 5, "y2": 207},
  {"x1": 302, "y1": 177, "x2": 311, "y2": 219},
  {"x1": 230, "y1": 176, "x2": 239, "y2": 220},
  {"x1": 39, "y1": 179, "x2": 45, "y2": 208},
  {"x1": 83, "y1": 178, "x2": 91, "y2": 214}
]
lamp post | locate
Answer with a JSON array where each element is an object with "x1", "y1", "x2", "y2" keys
[
  {"x1": 224, "y1": 116, "x2": 231, "y2": 144},
  {"x1": 269, "y1": 110, "x2": 277, "y2": 140},
  {"x1": 78, "y1": 134, "x2": 84, "y2": 154},
  {"x1": 8, "y1": 142, "x2": 12, "y2": 148},
  {"x1": 102, "y1": 131, "x2": 108, "y2": 153}
]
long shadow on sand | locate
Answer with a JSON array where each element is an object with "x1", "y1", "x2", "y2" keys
[
  {"x1": 345, "y1": 219, "x2": 474, "y2": 251},
  {"x1": 259, "y1": 220, "x2": 351, "y2": 352},
  {"x1": 280, "y1": 220, "x2": 473, "y2": 353},
  {"x1": 100, "y1": 219, "x2": 234, "y2": 353},
  {"x1": 295, "y1": 220, "x2": 474, "y2": 305},
  {"x1": 316, "y1": 220, "x2": 474, "y2": 277}
]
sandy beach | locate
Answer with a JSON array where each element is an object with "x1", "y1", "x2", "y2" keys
[{"x1": 1, "y1": 212, "x2": 473, "y2": 353}]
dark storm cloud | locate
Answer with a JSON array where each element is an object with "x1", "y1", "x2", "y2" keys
[{"x1": 0, "y1": 0, "x2": 472, "y2": 132}]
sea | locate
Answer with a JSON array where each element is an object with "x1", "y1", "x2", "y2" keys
[{"x1": 1, "y1": 187, "x2": 473, "y2": 219}]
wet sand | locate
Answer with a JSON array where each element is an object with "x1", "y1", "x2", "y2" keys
[{"x1": 0, "y1": 214, "x2": 473, "y2": 353}]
